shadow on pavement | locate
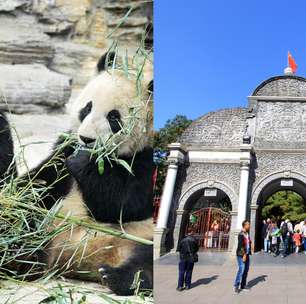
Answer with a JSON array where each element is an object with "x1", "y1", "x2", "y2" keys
[
  {"x1": 191, "y1": 275, "x2": 218, "y2": 288},
  {"x1": 248, "y1": 275, "x2": 268, "y2": 288}
]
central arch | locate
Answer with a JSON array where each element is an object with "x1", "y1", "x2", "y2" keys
[{"x1": 251, "y1": 171, "x2": 306, "y2": 251}]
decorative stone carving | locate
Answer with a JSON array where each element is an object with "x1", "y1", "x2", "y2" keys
[
  {"x1": 178, "y1": 180, "x2": 238, "y2": 211},
  {"x1": 180, "y1": 108, "x2": 248, "y2": 147},
  {"x1": 254, "y1": 152, "x2": 306, "y2": 183},
  {"x1": 253, "y1": 75, "x2": 306, "y2": 97},
  {"x1": 179, "y1": 163, "x2": 241, "y2": 209},
  {"x1": 254, "y1": 101, "x2": 306, "y2": 148}
]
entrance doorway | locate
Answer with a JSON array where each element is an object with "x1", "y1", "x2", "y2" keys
[
  {"x1": 182, "y1": 188, "x2": 232, "y2": 251},
  {"x1": 254, "y1": 177, "x2": 306, "y2": 251}
]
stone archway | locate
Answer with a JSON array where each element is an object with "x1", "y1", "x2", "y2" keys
[
  {"x1": 250, "y1": 171, "x2": 306, "y2": 250},
  {"x1": 173, "y1": 180, "x2": 239, "y2": 252}
]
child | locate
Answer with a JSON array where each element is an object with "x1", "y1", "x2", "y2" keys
[{"x1": 293, "y1": 229, "x2": 302, "y2": 253}]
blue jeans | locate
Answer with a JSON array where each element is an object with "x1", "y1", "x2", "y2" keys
[
  {"x1": 283, "y1": 235, "x2": 291, "y2": 255},
  {"x1": 234, "y1": 255, "x2": 250, "y2": 288},
  {"x1": 178, "y1": 260, "x2": 194, "y2": 288},
  {"x1": 303, "y1": 237, "x2": 306, "y2": 251},
  {"x1": 264, "y1": 239, "x2": 270, "y2": 252}
]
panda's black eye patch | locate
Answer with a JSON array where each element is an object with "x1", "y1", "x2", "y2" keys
[
  {"x1": 107, "y1": 109, "x2": 122, "y2": 133},
  {"x1": 79, "y1": 101, "x2": 92, "y2": 122}
]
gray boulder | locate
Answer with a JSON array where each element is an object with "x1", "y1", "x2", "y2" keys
[
  {"x1": 0, "y1": 64, "x2": 71, "y2": 114},
  {"x1": 0, "y1": 16, "x2": 54, "y2": 65}
]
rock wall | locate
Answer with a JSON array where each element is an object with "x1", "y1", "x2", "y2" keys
[{"x1": 0, "y1": 0, "x2": 153, "y2": 113}]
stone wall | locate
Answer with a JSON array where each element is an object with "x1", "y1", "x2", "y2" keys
[
  {"x1": 0, "y1": 0, "x2": 153, "y2": 113},
  {"x1": 180, "y1": 108, "x2": 248, "y2": 148}
]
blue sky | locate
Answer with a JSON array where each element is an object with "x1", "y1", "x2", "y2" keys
[{"x1": 154, "y1": 0, "x2": 306, "y2": 129}]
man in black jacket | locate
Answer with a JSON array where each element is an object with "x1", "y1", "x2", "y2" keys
[
  {"x1": 176, "y1": 230, "x2": 199, "y2": 291},
  {"x1": 234, "y1": 220, "x2": 252, "y2": 293}
]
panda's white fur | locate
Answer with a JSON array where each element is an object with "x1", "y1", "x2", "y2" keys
[
  {"x1": 26, "y1": 54, "x2": 153, "y2": 295},
  {"x1": 68, "y1": 63, "x2": 152, "y2": 156}
]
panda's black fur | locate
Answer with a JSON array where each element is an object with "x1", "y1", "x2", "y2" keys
[
  {"x1": 24, "y1": 53, "x2": 153, "y2": 296},
  {"x1": 0, "y1": 112, "x2": 15, "y2": 183}
]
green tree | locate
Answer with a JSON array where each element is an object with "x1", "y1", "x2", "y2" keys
[
  {"x1": 154, "y1": 115, "x2": 192, "y2": 150},
  {"x1": 153, "y1": 115, "x2": 192, "y2": 196},
  {"x1": 262, "y1": 190, "x2": 306, "y2": 222}
]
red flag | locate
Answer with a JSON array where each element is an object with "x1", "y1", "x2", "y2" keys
[{"x1": 288, "y1": 51, "x2": 297, "y2": 73}]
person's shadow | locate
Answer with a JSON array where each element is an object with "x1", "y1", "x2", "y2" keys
[
  {"x1": 247, "y1": 275, "x2": 268, "y2": 288},
  {"x1": 191, "y1": 275, "x2": 218, "y2": 288}
]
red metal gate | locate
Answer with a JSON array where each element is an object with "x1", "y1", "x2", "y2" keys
[{"x1": 186, "y1": 207, "x2": 231, "y2": 251}]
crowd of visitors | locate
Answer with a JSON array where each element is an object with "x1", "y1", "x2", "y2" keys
[{"x1": 261, "y1": 218, "x2": 306, "y2": 257}]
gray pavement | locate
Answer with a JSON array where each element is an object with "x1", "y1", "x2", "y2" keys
[{"x1": 154, "y1": 252, "x2": 306, "y2": 304}]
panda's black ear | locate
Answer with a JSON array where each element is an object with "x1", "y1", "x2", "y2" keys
[
  {"x1": 97, "y1": 52, "x2": 116, "y2": 72},
  {"x1": 147, "y1": 80, "x2": 153, "y2": 94}
]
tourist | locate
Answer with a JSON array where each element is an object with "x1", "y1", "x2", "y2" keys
[
  {"x1": 293, "y1": 229, "x2": 302, "y2": 253},
  {"x1": 270, "y1": 221, "x2": 281, "y2": 256},
  {"x1": 301, "y1": 219, "x2": 306, "y2": 254},
  {"x1": 281, "y1": 219, "x2": 293, "y2": 257},
  {"x1": 234, "y1": 220, "x2": 252, "y2": 293},
  {"x1": 177, "y1": 229, "x2": 199, "y2": 291},
  {"x1": 261, "y1": 219, "x2": 267, "y2": 252},
  {"x1": 262, "y1": 218, "x2": 271, "y2": 253},
  {"x1": 211, "y1": 220, "x2": 219, "y2": 248}
]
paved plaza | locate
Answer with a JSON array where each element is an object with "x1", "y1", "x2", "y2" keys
[{"x1": 154, "y1": 252, "x2": 306, "y2": 304}]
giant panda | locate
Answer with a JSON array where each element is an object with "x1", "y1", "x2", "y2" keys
[
  {"x1": 25, "y1": 52, "x2": 153, "y2": 296},
  {"x1": 0, "y1": 112, "x2": 15, "y2": 183}
]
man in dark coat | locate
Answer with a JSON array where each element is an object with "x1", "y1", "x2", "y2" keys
[
  {"x1": 234, "y1": 220, "x2": 252, "y2": 293},
  {"x1": 176, "y1": 230, "x2": 199, "y2": 291}
]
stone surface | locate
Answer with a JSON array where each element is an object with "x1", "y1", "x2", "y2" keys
[
  {"x1": 8, "y1": 113, "x2": 70, "y2": 173},
  {"x1": 180, "y1": 108, "x2": 249, "y2": 148},
  {"x1": 0, "y1": 0, "x2": 152, "y2": 114},
  {"x1": 0, "y1": 64, "x2": 71, "y2": 114},
  {"x1": 0, "y1": 278, "x2": 144, "y2": 304},
  {"x1": 155, "y1": 252, "x2": 306, "y2": 304},
  {"x1": 0, "y1": 0, "x2": 31, "y2": 12},
  {"x1": 253, "y1": 75, "x2": 306, "y2": 97},
  {"x1": 0, "y1": 15, "x2": 54, "y2": 65},
  {"x1": 49, "y1": 41, "x2": 103, "y2": 88}
]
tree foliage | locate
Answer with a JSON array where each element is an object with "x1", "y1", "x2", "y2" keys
[
  {"x1": 153, "y1": 115, "x2": 192, "y2": 196},
  {"x1": 154, "y1": 115, "x2": 192, "y2": 150},
  {"x1": 261, "y1": 191, "x2": 306, "y2": 222}
]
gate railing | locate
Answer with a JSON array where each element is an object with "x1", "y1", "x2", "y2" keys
[{"x1": 186, "y1": 207, "x2": 231, "y2": 251}]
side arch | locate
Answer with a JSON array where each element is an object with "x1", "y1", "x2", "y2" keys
[
  {"x1": 178, "y1": 180, "x2": 239, "y2": 211},
  {"x1": 173, "y1": 179, "x2": 239, "y2": 252}
]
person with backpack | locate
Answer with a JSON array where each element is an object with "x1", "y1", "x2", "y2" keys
[
  {"x1": 177, "y1": 229, "x2": 199, "y2": 291},
  {"x1": 281, "y1": 219, "x2": 293, "y2": 257},
  {"x1": 234, "y1": 220, "x2": 252, "y2": 293}
]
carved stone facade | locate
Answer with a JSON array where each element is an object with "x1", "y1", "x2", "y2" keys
[{"x1": 160, "y1": 74, "x2": 306, "y2": 254}]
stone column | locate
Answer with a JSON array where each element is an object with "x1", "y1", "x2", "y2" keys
[
  {"x1": 249, "y1": 204, "x2": 258, "y2": 247},
  {"x1": 236, "y1": 160, "x2": 250, "y2": 229},
  {"x1": 154, "y1": 143, "x2": 185, "y2": 259}
]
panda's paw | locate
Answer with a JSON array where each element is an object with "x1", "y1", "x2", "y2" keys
[
  {"x1": 66, "y1": 150, "x2": 91, "y2": 178},
  {"x1": 98, "y1": 265, "x2": 134, "y2": 296}
]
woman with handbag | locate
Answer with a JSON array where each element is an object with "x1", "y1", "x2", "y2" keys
[{"x1": 176, "y1": 229, "x2": 199, "y2": 291}]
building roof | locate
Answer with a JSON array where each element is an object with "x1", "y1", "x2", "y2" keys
[
  {"x1": 252, "y1": 75, "x2": 306, "y2": 97},
  {"x1": 180, "y1": 107, "x2": 248, "y2": 148}
]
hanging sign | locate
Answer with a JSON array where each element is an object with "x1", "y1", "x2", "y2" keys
[
  {"x1": 280, "y1": 179, "x2": 293, "y2": 187},
  {"x1": 204, "y1": 189, "x2": 217, "y2": 197}
]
